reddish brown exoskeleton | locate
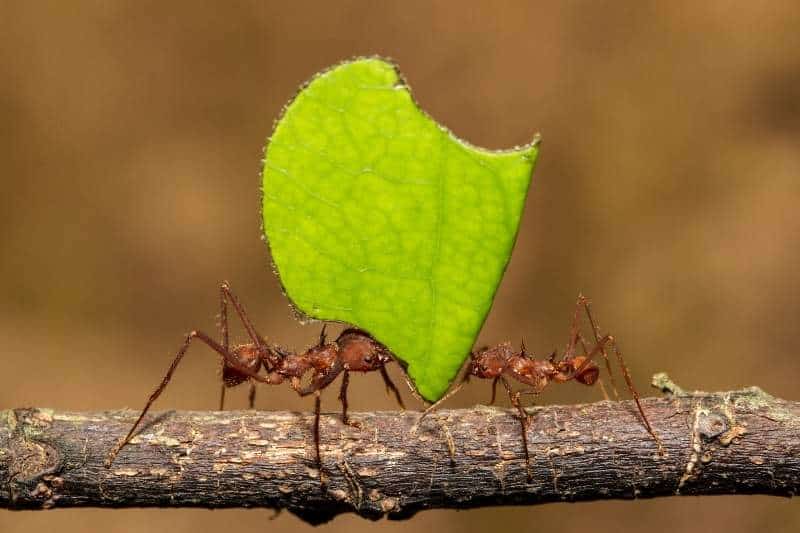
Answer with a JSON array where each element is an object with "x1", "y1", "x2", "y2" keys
[
  {"x1": 105, "y1": 282, "x2": 405, "y2": 480},
  {"x1": 418, "y1": 295, "x2": 663, "y2": 481}
]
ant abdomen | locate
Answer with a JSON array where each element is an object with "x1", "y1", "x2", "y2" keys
[
  {"x1": 561, "y1": 356, "x2": 600, "y2": 386},
  {"x1": 222, "y1": 344, "x2": 263, "y2": 387}
]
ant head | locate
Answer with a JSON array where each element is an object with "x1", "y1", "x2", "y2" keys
[
  {"x1": 557, "y1": 355, "x2": 599, "y2": 386},
  {"x1": 338, "y1": 328, "x2": 393, "y2": 371},
  {"x1": 469, "y1": 342, "x2": 512, "y2": 378},
  {"x1": 361, "y1": 348, "x2": 393, "y2": 369}
]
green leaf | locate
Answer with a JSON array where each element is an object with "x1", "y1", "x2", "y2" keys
[{"x1": 262, "y1": 57, "x2": 539, "y2": 402}]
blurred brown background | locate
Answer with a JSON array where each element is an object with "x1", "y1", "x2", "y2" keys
[{"x1": 1, "y1": 1, "x2": 799, "y2": 532}]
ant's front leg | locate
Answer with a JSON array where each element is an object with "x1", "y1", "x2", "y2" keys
[
  {"x1": 416, "y1": 373, "x2": 470, "y2": 424},
  {"x1": 338, "y1": 370, "x2": 361, "y2": 428},
  {"x1": 379, "y1": 367, "x2": 406, "y2": 410},
  {"x1": 312, "y1": 391, "x2": 325, "y2": 485},
  {"x1": 489, "y1": 376, "x2": 500, "y2": 405},
  {"x1": 292, "y1": 361, "x2": 344, "y2": 485},
  {"x1": 248, "y1": 382, "x2": 257, "y2": 409}
]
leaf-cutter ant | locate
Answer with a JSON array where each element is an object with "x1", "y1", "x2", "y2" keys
[
  {"x1": 105, "y1": 281, "x2": 406, "y2": 480},
  {"x1": 417, "y1": 295, "x2": 663, "y2": 481}
]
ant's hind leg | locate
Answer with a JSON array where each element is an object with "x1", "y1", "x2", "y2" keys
[
  {"x1": 106, "y1": 330, "x2": 273, "y2": 467},
  {"x1": 217, "y1": 282, "x2": 266, "y2": 411},
  {"x1": 218, "y1": 285, "x2": 231, "y2": 411},
  {"x1": 606, "y1": 337, "x2": 664, "y2": 454},
  {"x1": 219, "y1": 281, "x2": 268, "y2": 350},
  {"x1": 569, "y1": 335, "x2": 664, "y2": 454},
  {"x1": 565, "y1": 296, "x2": 583, "y2": 359},
  {"x1": 576, "y1": 295, "x2": 619, "y2": 399}
]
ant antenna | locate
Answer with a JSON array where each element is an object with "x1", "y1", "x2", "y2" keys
[{"x1": 317, "y1": 323, "x2": 328, "y2": 346}]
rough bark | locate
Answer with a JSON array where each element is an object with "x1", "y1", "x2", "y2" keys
[{"x1": 1, "y1": 374, "x2": 798, "y2": 524}]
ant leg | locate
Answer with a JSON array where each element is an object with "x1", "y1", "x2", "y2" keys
[
  {"x1": 500, "y1": 377, "x2": 530, "y2": 421},
  {"x1": 489, "y1": 377, "x2": 500, "y2": 405},
  {"x1": 379, "y1": 366, "x2": 406, "y2": 409},
  {"x1": 313, "y1": 391, "x2": 324, "y2": 484},
  {"x1": 295, "y1": 360, "x2": 344, "y2": 397},
  {"x1": 220, "y1": 281, "x2": 268, "y2": 350},
  {"x1": 106, "y1": 330, "x2": 276, "y2": 467},
  {"x1": 569, "y1": 335, "x2": 664, "y2": 454},
  {"x1": 606, "y1": 337, "x2": 664, "y2": 454},
  {"x1": 338, "y1": 370, "x2": 361, "y2": 428},
  {"x1": 501, "y1": 377, "x2": 533, "y2": 482},
  {"x1": 217, "y1": 281, "x2": 269, "y2": 411},
  {"x1": 248, "y1": 382, "x2": 257, "y2": 409},
  {"x1": 218, "y1": 284, "x2": 231, "y2": 411},
  {"x1": 294, "y1": 360, "x2": 344, "y2": 481},
  {"x1": 595, "y1": 376, "x2": 612, "y2": 402},
  {"x1": 218, "y1": 384, "x2": 226, "y2": 411},
  {"x1": 564, "y1": 296, "x2": 584, "y2": 359},
  {"x1": 577, "y1": 294, "x2": 619, "y2": 399},
  {"x1": 417, "y1": 374, "x2": 470, "y2": 423}
]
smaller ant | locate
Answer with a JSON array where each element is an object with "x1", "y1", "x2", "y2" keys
[
  {"x1": 418, "y1": 295, "x2": 663, "y2": 481},
  {"x1": 105, "y1": 282, "x2": 406, "y2": 480}
]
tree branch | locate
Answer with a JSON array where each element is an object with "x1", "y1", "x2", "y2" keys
[{"x1": 2, "y1": 374, "x2": 798, "y2": 524}]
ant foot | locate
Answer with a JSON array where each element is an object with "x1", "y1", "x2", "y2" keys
[
  {"x1": 342, "y1": 416, "x2": 362, "y2": 430},
  {"x1": 522, "y1": 414, "x2": 533, "y2": 430}
]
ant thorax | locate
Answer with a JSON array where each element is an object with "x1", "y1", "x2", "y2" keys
[
  {"x1": 276, "y1": 344, "x2": 336, "y2": 378},
  {"x1": 507, "y1": 356, "x2": 552, "y2": 392}
]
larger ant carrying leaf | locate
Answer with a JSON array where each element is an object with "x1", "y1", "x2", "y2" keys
[
  {"x1": 417, "y1": 295, "x2": 664, "y2": 481},
  {"x1": 105, "y1": 282, "x2": 406, "y2": 480}
]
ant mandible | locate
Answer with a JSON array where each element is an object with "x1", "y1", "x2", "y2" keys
[
  {"x1": 417, "y1": 295, "x2": 663, "y2": 481},
  {"x1": 105, "y1": 281, "x2": 406, "y2": 478}
]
